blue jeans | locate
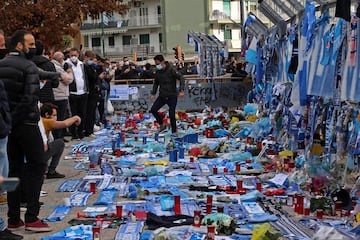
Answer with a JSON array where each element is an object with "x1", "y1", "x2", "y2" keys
[
  {"x1": 0, "y1": 136, "x2": 8, "y2": 178},
  {"x1": 150, "y1": 96, "x2": 177, "y2": 133}
]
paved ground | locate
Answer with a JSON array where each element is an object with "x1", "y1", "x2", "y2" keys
[{"x1": 0, "y1": 136, "x2": 120, "y2": 240}]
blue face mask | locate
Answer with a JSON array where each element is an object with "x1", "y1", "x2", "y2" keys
[
  {"x1": 156, "y1": 64, "x2": 163, "y2": 71},
  {"x1": 93, "y1": 64, "x2": 98, "y2": 68},
  {"x1": 87, "y1": 60, "x2": 93, "y2": 65},
  {"x1": 39, "y1": 81, "x2": 45, "y2": 89}
]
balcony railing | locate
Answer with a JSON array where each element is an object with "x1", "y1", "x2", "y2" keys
[
  {"x1": 91, "y1": 44, "x2": 159, "y2": 57},
  {"x1": 81, "y1": 14, "x2": 162, "y2": 30}
]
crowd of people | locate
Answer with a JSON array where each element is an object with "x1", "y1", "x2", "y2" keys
[
  {"x1": 0, "y1": 28, "x2": 189, "y2": 239},
  {"x1": 0, "y1": 29, "x2": 119, "y2": 239},
  {"x1": 0, "y1": 27, "x2": 244, "y2": 239}
]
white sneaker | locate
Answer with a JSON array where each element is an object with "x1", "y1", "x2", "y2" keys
[
  {"x1": 40, "y1": 191, "x2": 48, "y2": 197},
  {"x1": 93, "y1": 125, "x2": 101, "y2": 132}
]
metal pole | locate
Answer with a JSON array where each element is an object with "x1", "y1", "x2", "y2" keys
[
  {"x1": 240, "y1": 0, "x2": 244, "y2": 38},
  {"x1": 101, "y1": 13, "x2": 106, "y2": 57}
]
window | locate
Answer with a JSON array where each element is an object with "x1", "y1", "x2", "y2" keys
[
  {"x1": 84, "y1": 36, "x2": 89, "y2": 48},
  {"x1": 108, "y1": 36, "x2": 115, "y2": 46},
  {"x1": 221, "y1": 24, "x2": 232, "y2": 40},
  {"x1": 92, "y1": 37, "x2": 101, "y2": 47},
  {"x1": 223, "y1": 0, "x2": 230, "y2": 17},
  {"x1": 140, "y1": 34, "x2": 150, "y2": 44},
  {"x1": 122, "y1": 35, "x2": 131, "y2": 45},
  {"x1": 159, "y1": 33, "x2": 162, "y2": 43},
  {"x1": 157, "y1": 5, "x2": 161, "y2": 14}
]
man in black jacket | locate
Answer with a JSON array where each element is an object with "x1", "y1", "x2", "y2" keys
[
  {"x1": 150, "y1": 55, "x2": 185, "y2": 134},
  {"x1": 31, "y1": 40, "x2": 59, "y2": 103},
  {"x1": 83, "y1": 50, "x2": 105, "y2": 137},
  {"x1": 0, "y1": 30, "x2": 23, "y2": 240},
  {"x1": 0, "y1": 30, "x2": 52, "y2": 232}
]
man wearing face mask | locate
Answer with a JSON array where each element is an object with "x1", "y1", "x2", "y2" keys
[
  {"x1": 65, "y1": 48, "x2": 89, "y2": 140},
  {"x1": 120, "y1": 56, "x2": 139, "y2": 79},
  {"x1": 83, "y1": 50, "x2": 105, "y2": 137},
  {"x1": 0, "y1": 30, "x2": 52, "y2": 232},
  {"x1": 150, "y1": 55, "x2": 185, "y2": 134},
  {"x1": 0, "y1": 30, "x2": 24, "y2": 240}
]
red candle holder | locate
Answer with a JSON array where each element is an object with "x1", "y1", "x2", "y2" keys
[
  {"x1": 316, "y1": 209, "x2": 323, "y2": 219},
  {"x1": 193, "y1": 210, "x2": 201, "y2": 227},
  {"x1": 206, "y1": 204, "x2": 212, "y2": 214},
  {"x1": 217, "y1": 206, "x2": 224, "y2": 213},
  {"x1": 190, "y1": 157, "x2": 194, "y2": 162},
  {"x1": 116, "y1": 149, "x2": 121, "y2": 157},
  {"x1": 235, "y1": 163, "x2": 240, "y2": 172},
  {"x1": 283, "y1": 158, "x2": 289, "y2": 172},
  {"x1": 223, "y1": 167, "x2": 228, "y2": 173},
  {"x1": 89, "y1": 163, "x2": 95, "y2": 169},
  {"x1": 92, "y1": 225, "x2": 101, "y2": 240},
  {"x1": 296, "y1": 195, "x2": 304, "y2": 214},
  {"x1": 116, "y1": 205, "x2": 123, "y2": 218},
  {"x1": 174, "y1": 195, "x2": 181, "y2": 215},
  {"x1": 213, "y1": 166, "x2": 218, "y2": 175},
  {"x1": 288, "y1": 161, "x2": 295, "y2": 169},
  {"x1": 90, "y1": 182, "x2": 96, "y2": 194},
  {"x1": 206, "y1": 195, "x2": 213, "y2": 205},
  {"x1": 256, "y1": 182, "x2": 262, "y2": 192},
  {"x1": 207, "y1": 226, "x2": 216, "y2": 240},
  {"x1": 304, "y1": 208, "x2": 310, "y2": 216},
  {"x1": 246, "y1": 137, "x2": 252, "y2": 144},
  {"x1": 236, "y1": 180, "x2": 243, "y2": 190}
]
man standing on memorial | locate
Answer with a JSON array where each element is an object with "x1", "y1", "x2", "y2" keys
[
  {"x1": 150, "y1": 55, "x2": 185, "y2": 134},
  {"x1": 0, "y1": 30, "x2": 52, "y2": 232}
]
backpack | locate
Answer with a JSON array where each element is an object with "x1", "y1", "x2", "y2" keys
[{"x1": 0, "y1": 80, "x2": 11, "y2": 138}]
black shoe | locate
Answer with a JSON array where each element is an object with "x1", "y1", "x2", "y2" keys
[
  {"x1": 78, "y1": 133, "x2": 85, "y2": 140},
  {"x1": 0, "y1": 228, "x2": 23, "y2": 240},
  {"x1": 47, "y1": 171, "x2": 65, "y2": 179},
  {"x1": 71, "y1": 135, "x2": 80, "y2": 141}
]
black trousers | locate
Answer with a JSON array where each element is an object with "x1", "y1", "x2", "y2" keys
[
  {"x1": 69, "y1": 94, "x2": 88, "y2": 138},
  {"x1": 52, "y1": 99, "x2": 68, "y2": 139},
  {"x1": 150, "y1": 96, "x2": 177, "y2": 133},
  {"x1": 85, "y1": 94, "x2": 98, "y2": 135},
  {"x1": 44, "y1": 139, "x2": 65, "y2": 173},
  {"x1": 7, "y1": 124, "x2": 46, "y2": 224}
]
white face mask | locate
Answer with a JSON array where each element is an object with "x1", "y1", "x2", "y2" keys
[
  {"x1": 124, "y1": 61, "x2": 129, "y2": 66},
  {"x1": 39, "y1": 81, "x2": 45, "y2": 89},
  {"x1": 70, "y1": 56, "x2": 78, "y2": 63}
]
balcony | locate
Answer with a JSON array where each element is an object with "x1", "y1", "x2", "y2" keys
[
  {"x1": 92, "y1": 44, "x2": 160, "y2": 58},
  {"x1": 81, "y1": 20, "x2": 128, "y2": 30},
  {"x1": 127, "y1": 14, "x2": 162, "y2": 28},
  {"x1": 81, "y1": 14, "x2": 162, "y2": 32},
  {"x1": 210, "y1": 10, "x2": 239, "y2": 23}
]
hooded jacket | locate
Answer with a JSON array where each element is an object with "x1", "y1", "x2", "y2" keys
[{"x1": 151, "y1": 62, "x2": 185, "y2": 98}]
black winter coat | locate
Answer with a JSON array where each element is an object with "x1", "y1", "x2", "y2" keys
[
  {"x1": 0, "y1": 51, "x2": 40, "y2": 128},
  {"x1": 0, "y1": 80, "x2": 11, "y2": 138},
  {"x1": 32, "y1": 55, "x2": 58, "y2": 103},
  {"x1": 151, "y1": 62, "x2": 185, "y2": 98},
  {"x1": 84, "y1": 64, "x2": 101, "y2": 99}
]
